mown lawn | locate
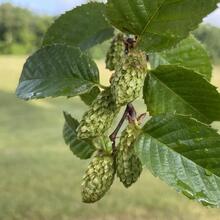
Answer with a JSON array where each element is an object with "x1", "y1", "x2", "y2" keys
[{"x1": 1, "y1": 56, "x2": 220, "y2": 220}]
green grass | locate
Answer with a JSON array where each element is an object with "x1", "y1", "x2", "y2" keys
[{"x1": 1, "y1": 56, "x2": 220, "y2": 220}]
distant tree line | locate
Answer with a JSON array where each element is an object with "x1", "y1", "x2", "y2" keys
[
  {"x1": 0, "y1": 3, "x2": 220, "y2": 64},
  {"x1": 194, "y1": 24, "x2": 220, "y2": 64},
  {"x1": 0, "y1": 3, "x2": 52, "y2": 54}
]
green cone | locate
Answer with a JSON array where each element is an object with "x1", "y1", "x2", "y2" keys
[
  {"x1": 81, "y1": 153, "x2": 115, "y2": 203},
  {"x1": 116, "y1": 123, "x2": 142, "y2": 188},
  {"x1": 106, "y1": 33, "x2": 125, "y2": 71},
  {"x1": 77, "y1": 88, "x2": 120, "y2": 139},
  {"x1": 111, "y1": 50, "x2": 148, "y2": 107}
]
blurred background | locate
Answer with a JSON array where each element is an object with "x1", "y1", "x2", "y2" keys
[{"x1": 1, "y1": 1, "x2": 220, "y2": 220}]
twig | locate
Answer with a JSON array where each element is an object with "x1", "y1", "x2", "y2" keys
[{"x1": 109, "y1": 103, "x2": 137, "y2": 153}]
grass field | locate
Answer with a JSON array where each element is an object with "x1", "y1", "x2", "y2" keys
[{"x1": 1, "y1": 56, "x2": 220, "y2": 220}]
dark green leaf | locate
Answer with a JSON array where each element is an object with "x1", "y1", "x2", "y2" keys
[
  {"x1": 135, "y1": 113, "x2": 220, "y2": 207},
  {"x1": 43, "y1": 2, "x2": 114, "y2": 50},
  {"x1": 144, "y1": 65, "x2": 220, "y2": 123},
  {"x1": 149, "y1": 35, "x2": 212, "y2": 81},
  {"x1": 106, "y1": 0, "x2": 219, "y2": 52},
  {"x1": 16, "y1": 45, "x2": 100, "y2": 100},
  {"x1": 63, "y1": 112, "x2": 95, "y2": 159},
  {"x1": 80, "y1": 86, "x2": 100, "y2": 105}
]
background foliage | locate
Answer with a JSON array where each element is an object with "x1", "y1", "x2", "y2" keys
[
  {"x1": 194, "y1": 24, "x2": 220, "y2": 64},
  {"x1": 0, "y1": 3, "x2": 52, "y2": 54},
  {"x1": 0, "y1": 3, "x2": 220, "y2": 63}
]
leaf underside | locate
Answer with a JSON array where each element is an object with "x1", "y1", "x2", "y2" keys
[
  {"x1": 144, "y1": 65, "x2": 220, "y2": 123},
  {"x1": 106, "y1": 0, "x2": 219, "y2": 52},
  {"x1": 16, "y1": 45, "x2": 100, "y2": 100},
  {"x1": 149, "y1": 35, "x2": 212, "y2": 81},
  {"x1": 43, "y1": 2, "x2": 114, "y2": 51},
  {"x1": 63, "y1": 112, "x2": 95, "y2": 159},
  {"x1": 135, "y1": 113, "x2": 220, "y2": 207}
]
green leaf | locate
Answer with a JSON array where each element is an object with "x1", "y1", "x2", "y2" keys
[
  {"x1": 16, "y1": 45, "x2": 100, "y2": 100},
  {"x1": 63, "y1": 112, "x2": 95, "y2": 160},
  {"x1": 106, "y1": 0, "x2": 219, "y2": 52},
  {"x1": 135, "y1": 113, "x2": 220, "y2": 207},
  {"x1": 149, "y1": 35, "x2": 212, "y2": 81},
  {"x1": 80, "y1": 86, "x2": 100, "y2": 105},
  {"x1": 144, "y1": 65, "x2": 220, "y2": 123},
  {"x1": 43, "y1": 2, "x2": 114, "y2": 50}
]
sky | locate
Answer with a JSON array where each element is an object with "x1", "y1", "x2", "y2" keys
[
  {"x1": 0, "y1": 0, "x2": 220, "y2": 27},
  {"x1": 0, "y1": 0, "x2": 87, "y2": 15}
]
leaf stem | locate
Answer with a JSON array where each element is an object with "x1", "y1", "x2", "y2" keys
[{"x1": 99, "y1": 84, "x2": 108, "y2": 89}]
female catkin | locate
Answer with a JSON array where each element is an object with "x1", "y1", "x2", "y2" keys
[
  {"x1": 77, "y1": 88, "x2": 120, "y2": 139},
  {"x1": 111, "y1": 50, "x2": 148, "y2": 107},
  {"x1": 81, "y1": 152, "x2": 115, "y2": 203},
  {"x1": 116, "y1": 123, "x2": 142, "y2": 187},
  {"x1": 106, "y1": 33, "x2": 125, "y2": 71}
]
